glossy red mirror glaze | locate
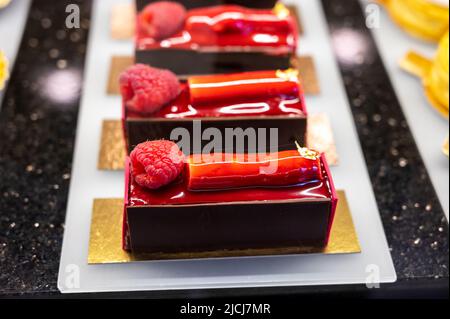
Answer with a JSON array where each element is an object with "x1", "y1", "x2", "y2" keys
[
  {"x1": 188, "y1": 70, "x2": 300, "y2": 106},
  {"x1": 187, "y1": 150, "x2": 323, "y2": 190},
  {"x1": 127, "y1": 155, "x2": 333, "y2": 207},
  {"x1": 125, "y1": 71, "x2": 306, "y2": 119},
  {"x1": 136, "y1": 5, "x2": 298, "y2": 53}
]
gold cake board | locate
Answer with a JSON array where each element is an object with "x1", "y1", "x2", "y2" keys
[
  {"x1": 88, "y1": 191, "x2": 360, "y2": 264},
  {"x1": 97, "y1": 113, "x2": 339, "y2": 171},
  {"x1": 107, "y1": 55, "x2": 320, "y2": 95},
  {"x1": 110, "y1": 3, "x2": 304, "y2": 40}
]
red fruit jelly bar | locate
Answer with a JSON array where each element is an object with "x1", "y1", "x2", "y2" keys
[
  {"x1": 187, "y1": 149, "x2": 322, "y2": 191},
  {"x1": 188, "y1": 70, "x2": 300, "y2": 106}
]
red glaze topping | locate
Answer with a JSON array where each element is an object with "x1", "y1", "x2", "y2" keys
[
  {"x1": 188, "y1": 70, "x2": 300, "y2": 106},
  {"x1": 191, "y1": 5, "x2": 293, "y2": 34},
  {"x1": 119, "y1": 64, "x2": 180, "y2": 114},
  {"x1": 137, "y1": 1, "x2": 187, "y2": 40},
  {"x1": 187, "y1": 150, "x2": 322, "y2": 191},
  {"x1": 130, "y1": 140, "x2": 185, "y2": 190},
  {"x1": 126, "y1": 70, "x2": 306, "y2": 119},
  {"x1": 136, "y1": 4, "x2": 297, "y2": 53},
  {"x1": 127, "y1": 155, "x2": 333, "y2": 207}
]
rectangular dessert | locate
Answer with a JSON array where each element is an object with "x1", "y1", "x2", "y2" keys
[
  {"x1": 123, "y1": 144, "x2": 338, "y2": 253},
  {"x1": 122, "y1": 68, "x2": 308, "y2": 154},
  {"x1": 135, "y1": 2, "x2": 298, "y2": 76}
]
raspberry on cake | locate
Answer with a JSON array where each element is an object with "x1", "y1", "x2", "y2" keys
[
  {"x1": 130, "y1": 140, "x2": 185, "y2": 190},
  {"x1": 137, "y1": 1, "x2": 187, "y2": 40},
  {"x1": 119, "y1": 64, "x2": 180, "y2": 114}
]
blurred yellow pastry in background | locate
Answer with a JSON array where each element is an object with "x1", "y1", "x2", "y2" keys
[
  {"x1": 443, "y1": 136, "x2": 449, "y2": 157},
  {"x1": 0, "y1": 0, "x2": 11, "y2": 9},
  {"x1": 400, "y1": 32, "x2": 449, "y2": 117},
  {"x1": 379, "y1": 0, "x2": 449, "y2": 43},
  {"x1": 425, "y1": 31, "x2": 449, "y2": 114},
  {"x1": 0, "y1": 50, "x2": 10, "y2": 91}
]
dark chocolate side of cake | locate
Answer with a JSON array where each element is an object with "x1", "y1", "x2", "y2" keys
[
  {"x1": 136, "y1": 0, "x2": 279, "y2": 11},
  {"x1": 135, "y1": 49, "x2": 292, "y2": 77},
  {"x1": 126, "y1": 200, "x2": 331, "y2": 253},
  {"x1": 125, "y1": 117, "x2": 307, "y2": 154}
]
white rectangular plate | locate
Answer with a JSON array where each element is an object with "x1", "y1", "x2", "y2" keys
[{"x1": 58, "y1": 0, "x2": 396, "y2": 293}]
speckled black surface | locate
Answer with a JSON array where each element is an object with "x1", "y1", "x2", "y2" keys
[
  {"x1": 321, "y1": 0, "x2": 449, "y2": 282},
  {"x1": 0, "y1": 0, "x2": 448, "y2": 298},
  {"x1": 0, "y1": 0, "x2": 91, "y2": 295}
]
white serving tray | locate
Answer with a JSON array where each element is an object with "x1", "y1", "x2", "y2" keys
[
  {"x1": 362, "y1": 0, "x2": 449, "y2": 218},
  {"x1": 58, "y1": 0, "x2": 396, "y2": 293}
]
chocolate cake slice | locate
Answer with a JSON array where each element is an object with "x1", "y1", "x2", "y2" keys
[{"x1": 123, "y1": 144, "x2": 338, "y2": 253}]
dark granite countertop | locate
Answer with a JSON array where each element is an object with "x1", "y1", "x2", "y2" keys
[
  {"x1": 0, "y1": 0, "x2": 90, "y2": 296},
  {"x1": 0, "y1": 0, "x2": 448, "y2": 298}
]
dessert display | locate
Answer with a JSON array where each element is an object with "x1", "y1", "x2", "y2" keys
[
  {"x1": 135, "y1": 1, "x2": 298, "y2": 76},
  {"x1": 379, "y1": 0, "x2": 449, "y2": 42},
  {"x1": 121, "y1": 64, "x2": 308, "y2": 154},
  {"x1": 123, "y1": 140, "x2": 338, "y2": 253},
  {"x1": 110, "y1": 2, "x2": 341, "y2": 259}
]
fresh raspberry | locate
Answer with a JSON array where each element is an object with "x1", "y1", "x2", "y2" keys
[
  {"x1": 130, "y1": 140, "x2": 185, "y2": 190},
  {"x1": 119, "y1": 64, "x2": 180, "y2": 114},
  {"x1": 138, "y1": 1, "x2": 186, "y2": 40}
]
